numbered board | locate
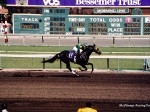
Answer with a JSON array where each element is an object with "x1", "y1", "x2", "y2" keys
[
  {"x1": 43, "y1": 16, "x2": 66, "y2": 34},
  {"x1": 66, "y1": 16, "x2": 146, "y2": 35},
  {"x1": 13, "y1": 8, "x2": 150, "y2": 35},
  {"x1": 144, "y1": 17, "x2": 150, "y2": 35}
]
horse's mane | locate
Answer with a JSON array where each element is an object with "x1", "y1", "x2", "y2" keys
[
  {"x1": 79, "y1": 45, "x2": 95, "y2": 59},
  {"x1": 82, "y1": 45, "x2": 95, "y2": 52}
]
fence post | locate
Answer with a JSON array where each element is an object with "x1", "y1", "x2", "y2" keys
[
  {"x1": 113, "y1": 37, "x2": 115, "y2": 45},
  {"x1": 93, "y1": 37, "x2": 95, "y2": 44},
  {"x1": 42, "y1": 36, "x2": 44, "y2": 46},
  {"x1": 117, "y1": 53, "x2": 120, "y2": 70},
  {"x1": 23, "y1": 35, "x2": 25, "y2": 46},
  {"x1": 107, "y1": 58, "x2": 109, "y2": 69},
  {"x1": 77, "y1": 36, "x2": 79, "y2": 44}
]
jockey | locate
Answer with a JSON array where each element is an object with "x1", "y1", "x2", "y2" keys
[
  {"x1": 73, "y1": 43, "x2": 88, "y2": 54},
  {"x1": 72, "y1": 43, "x2": 88, "y2": 63}
]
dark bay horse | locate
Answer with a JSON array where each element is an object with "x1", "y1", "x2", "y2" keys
[{"x1": 42, "y1": 44, "x2": 101, "y2": 76}]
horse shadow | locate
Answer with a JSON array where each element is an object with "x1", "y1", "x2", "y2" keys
[{"x1": 50, "y1": 74, "x2": 91, "y2": 78}]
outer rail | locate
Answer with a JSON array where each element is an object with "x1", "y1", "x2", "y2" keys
[
  {"x1": 0, "y1": 54, "x2": 150, "y2": 69},
  {"x1": 1, "y1": 54, "x2": 150, "y2": 59}
]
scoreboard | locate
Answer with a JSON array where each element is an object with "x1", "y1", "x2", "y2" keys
[
  {"x1": 67, "y1": 16, "x2": 141, "y2": 35},
  {"x1": 43, "y1": 8, "x2": 68, "y2": 34},
  {"x1": 13, "y1": 8, "x2": 150, "y2": 35}
]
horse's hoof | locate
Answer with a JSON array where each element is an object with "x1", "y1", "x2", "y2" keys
[
  {"x1": 78, "y1": 67, "x2": 81, "y2": 71},
  {"x1": 75, "y1": 73, "x2": 79, "y2": 77},
  {"x1": 72, "y1": 70, "x2": 79, "y2": 77}
]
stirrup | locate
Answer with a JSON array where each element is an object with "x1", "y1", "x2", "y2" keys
[
  {"x1": 74, "y1": 58, "x2": 76, "y2": 63},
  {"x1": 74, "y1": 56, "x2": 76, "y2": 63}
]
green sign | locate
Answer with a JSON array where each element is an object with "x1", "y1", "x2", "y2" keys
[{"x1": 13, "y1": 8, "x2": 150, "y2": 35}]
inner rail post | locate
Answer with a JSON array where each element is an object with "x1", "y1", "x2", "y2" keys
[{"x1": 107, "y1": 58, "x2": 109, "y2": 69}]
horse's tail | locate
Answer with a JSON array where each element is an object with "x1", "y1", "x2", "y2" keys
[{"x1": 42, "y1": 54, "x2": 59, "y2": 63}]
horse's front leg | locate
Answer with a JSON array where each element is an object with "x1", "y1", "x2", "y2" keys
[
  {"x1": 79, "y1": 64, "x2": 87, "y2": 71},
  {"x1": 86, "y1": 62, "x2": 94, "y2": 73},
  {"x1": 79, "y1": 63, "x2": 93, "y2": 73}
]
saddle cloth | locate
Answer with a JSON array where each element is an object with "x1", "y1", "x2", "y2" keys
[{"x1": 68, "y1": 50, "x2": 76, "y2": 62}]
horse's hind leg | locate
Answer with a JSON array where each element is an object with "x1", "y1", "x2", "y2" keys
[{"x1": 66, "y1": 62, "x2": 72, "y2": 72}]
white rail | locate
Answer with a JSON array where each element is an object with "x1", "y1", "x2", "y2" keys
[
  {"x1": 0, "y1": 54, "x2": 150, "y2": 70},
  {"x1": 0, "y1": 54, "x2": 53, "y2": 58},
  {"x1": 0, "y1": 54, "x2": 150, "y2": 59},
  {"x1": 91, "y1": 55, "x2": 150, "y2": 59},
  {"x1": 1, "y1": 34, "x2": 150, "y2": 38}
]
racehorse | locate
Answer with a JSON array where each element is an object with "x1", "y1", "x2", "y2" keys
[{"x1": 42, "y1": 44, "x2": 101, "y2": 76}]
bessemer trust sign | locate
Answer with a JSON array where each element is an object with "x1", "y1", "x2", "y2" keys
[
  {"x1": 76, "y1": 0, "x2": 141, "y2": 6},
  {"x1": 6, "y1": 0, "x2": 150, "y2": 7}
]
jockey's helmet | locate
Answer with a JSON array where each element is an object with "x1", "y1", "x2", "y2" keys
[{"x1": 83, "y1": 43, "x2": 88, "y2": 46}]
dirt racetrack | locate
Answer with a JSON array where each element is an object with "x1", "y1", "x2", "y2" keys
[{"x1": 0, "y1": 69, "x2": 150, "y2": 112}]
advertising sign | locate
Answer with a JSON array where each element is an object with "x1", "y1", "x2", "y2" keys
[
  {"x1": 6, "y1": 0, "x2": 150, "y2": 7},
  {"x1": 93, "y1": 8, "x2": 129, "y2": 13}
]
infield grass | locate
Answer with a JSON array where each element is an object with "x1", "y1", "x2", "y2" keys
[{"x1": 0, "y1": 46, "x2": 150, "y2": 70}]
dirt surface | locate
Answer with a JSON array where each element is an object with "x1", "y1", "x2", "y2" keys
[{"x1": 0, "y1": 69, "x2": 150, "y2": 112}]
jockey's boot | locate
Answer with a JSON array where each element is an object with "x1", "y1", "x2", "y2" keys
[
  {"x1": 74, "y1": 52, "x2": 79, "y2": 63},
  {"x1": 74, "y1": 52, "x2": 80, "y2": 63},
  {"x1": 73, "y1": 52, "x2": 77, "y2": 63},
  {"x1": 74, "y1": 55, "x2": 76, "y2": 63}
]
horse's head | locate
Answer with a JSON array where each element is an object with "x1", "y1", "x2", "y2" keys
[
  {"x1": 82, "y1": 44, "x2": 101, "y2": 56},
  {"x1": 93, "y1": 44, "x2": 101, "y2": 55}
]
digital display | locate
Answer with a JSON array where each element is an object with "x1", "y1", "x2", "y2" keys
[
  {"x1": 124, "y1": 17, "x2": 141, "y2": 35},
  {"x1": 88, "y1": 23, "x2": 107, "y2": 35},
  {"x1": 66, "y1": 16, "x2": 148, "y2": 35},
  {"x1": 21, "y1": 23, "x2": 39, "y2": 29},
  {"x1": 44, "y1": 16, "x2": 66, "y2": 34},
  {"x1": 67, "y1": 16, "x2": 125, "y2": 35},
  {"x1": 144, "y1": 17, "x2": 150, "y2": 35}
]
